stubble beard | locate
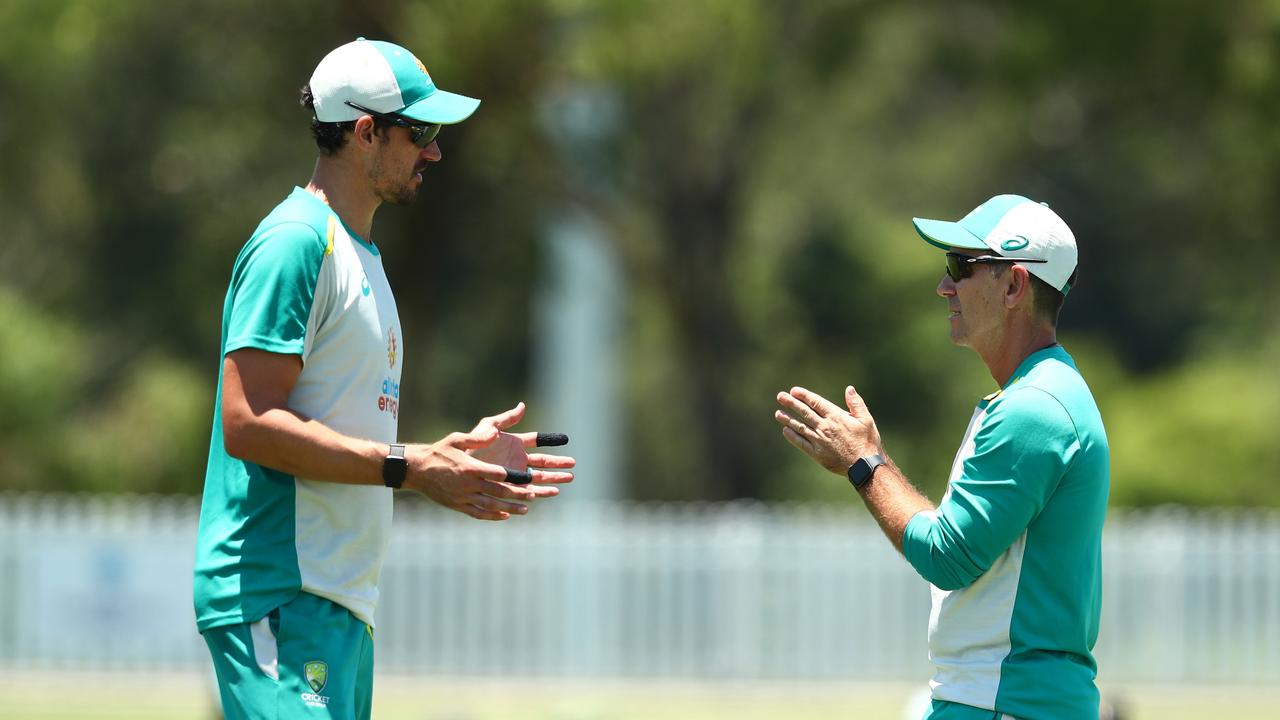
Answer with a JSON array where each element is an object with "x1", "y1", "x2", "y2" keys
[
  {"x1": 378, "y1": 180, "x2": 418, "y2": 206},
  {"x1": 370, "y1": 151, "x2": 420, "y2": 206}
]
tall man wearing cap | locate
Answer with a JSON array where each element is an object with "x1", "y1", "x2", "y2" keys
[
  {"x1": 775, "y1": 195, "x2": 1110, "y2": 719},
  {"x1": 193, "y1": 39, "x2": 576, "y2": 720}
]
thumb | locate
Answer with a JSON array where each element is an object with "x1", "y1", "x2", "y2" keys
[
  {"x1": 489, "y1": 401, "x2": 527, "y2": 432},
  {"x1": 845, "y1": 385, "x2": 869, "y2": 419}
]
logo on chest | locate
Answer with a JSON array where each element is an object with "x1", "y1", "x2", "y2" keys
[{"x1": 378, "y1": 327, "x2": 401, "y2": 419}]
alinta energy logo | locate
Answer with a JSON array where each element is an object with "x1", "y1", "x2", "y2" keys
[
  {"x1": 301, "y1": 660, "x2": 330, "y2": 708},
  {"x1": 379, "y1": 376, "x2": 400, "y2": 419},
  {"x1": 379, "y1": 326, "x2": 400, "y2": 419}
]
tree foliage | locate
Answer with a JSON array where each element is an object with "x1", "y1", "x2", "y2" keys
[{"x1": 0, "y1": 0, "x2": 1276, "y2": 505}]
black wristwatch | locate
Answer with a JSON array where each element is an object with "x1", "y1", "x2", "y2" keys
[
  {"x1": 846, "y1": 453, "x2": 885, "y2": 490},
  {"x1": 382, "y1": 444, "x2": 407, "y2": 489}
]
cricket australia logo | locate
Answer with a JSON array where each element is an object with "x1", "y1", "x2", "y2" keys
[
  {"x1": 304, "y1": 661, "x2": 327, "y2": 693},
  {"x1": 301, "y1": 660, "x2": 330, "y2": 708},
  {"x1": 387, "y1": 327, "x2": 398, "y2": 369}
]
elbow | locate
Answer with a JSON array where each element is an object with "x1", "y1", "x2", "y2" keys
[
  {"x1": 904, "y1": 543, "x2": 981, "y2": 591},
  {"x1": 221, "y1": 405, "x2": 257, "y2": 461},
  {"x1": 913, "y1": 555, "x2": 981, "y2": 590},
  {"x1": 926, "y1": 573, "x2": 976, "y2": 592},
  {"x1": 903, "y1": 515, "x2": 983, "y2": 591}
]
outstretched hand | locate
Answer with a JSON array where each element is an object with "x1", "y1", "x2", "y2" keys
[
  {"x1": 774, "y1": 386, "x2": 884, "y2": 475},
  {"x1": 404, "y1": 402, "x2": 575, "y2": 521},
  {"x1": 465, "y1": 402, "x2": 577, "y2": 484}
]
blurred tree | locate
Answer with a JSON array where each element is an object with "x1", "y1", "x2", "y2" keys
[{"x1": 0, "y1": 0, "x2": 1275, "y2": 505}]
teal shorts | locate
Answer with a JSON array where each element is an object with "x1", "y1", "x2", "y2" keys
[
  {"x1": 202, "y1": 591, "x2": 375, "y2": 720},
  {"x1": 922, "y1": 699, "x2": 1022, "y2": 720}
]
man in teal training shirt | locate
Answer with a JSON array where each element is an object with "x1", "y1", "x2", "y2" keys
[
  {"x1": 775, "y1": 195, "x2": 1109, "y2": 719},
  {"x1": 193, "y1": 39, "x2": 576, "y2": 720}
]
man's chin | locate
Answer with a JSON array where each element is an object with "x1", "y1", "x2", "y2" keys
[{"x1": 381, "y1": 187, "x2": 420, "y2": 206}]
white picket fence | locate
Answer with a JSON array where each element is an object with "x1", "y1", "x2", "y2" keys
[{"x1": 0, "y1": 493, "x2": 1277, "y2": 684}]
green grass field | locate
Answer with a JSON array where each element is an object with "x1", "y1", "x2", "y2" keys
[{"x1": 2, "y1": 672, "x2": 1277, "y2": 720}]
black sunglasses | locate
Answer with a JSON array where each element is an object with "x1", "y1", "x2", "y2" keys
[
  {"x1": 945, "y1": 252, "x2": 1047, "y2": 282},
  {"x1": 344, "y1": 101, "x2": 442, "y2": 147}
]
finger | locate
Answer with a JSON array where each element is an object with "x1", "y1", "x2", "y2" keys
[
  {"x1": 774, "y1": 409, "x2": 816, "y2": 440},
  {"x1": 776, "y1": 392, "x2": 822, "y2": 429},
  {"x1": 471, "y1": 494, "x2": 529, "y2": 516},
  {"x1": 781, "y1": 426, "x2": 815, "y2": 454},
  {"x1": 507, "y1": 431, "x2": 571, "y2": 449},
  {"x1": 790, "y1": 386, "x2": 843, "y2": 417},
  {"x1": 459, "y1": 503, "x2": 510, "y2": 522},
  {"x1": 536, "y1": 432, "x2": 569, "y2": 447},
  {"x1": 485, "y1": 481, "x2": 560, "y2": 497},
  {"x1": 526, "y1": 453, "x2": 577, "y2": 469},
  {"x1": 506, "y1": 468, "x2": 534, "y2": 485},
  {"x1": 529, "y1": 470, "x2": 573, "y2": 485},
  {"x1": 507, "y1": 431, "x2": 539, "y2": 448},
  {"x1": 467, "y1": 456, "x2": 527, "y2": 485},
  {"x1": 472, "y1": 475, "x2": 545, "y2": 500}
]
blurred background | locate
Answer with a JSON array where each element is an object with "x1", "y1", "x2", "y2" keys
[{"x1": 1, "y1": 1, "x2": 1278, "y2": 718}]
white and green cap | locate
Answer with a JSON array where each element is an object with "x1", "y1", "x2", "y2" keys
[
  {"x1": 309, "y1": 38, "x2": 480, "y2": 124},
  {"x1": 913, "y1": 194, "x2": 1078, "y2": 293}
]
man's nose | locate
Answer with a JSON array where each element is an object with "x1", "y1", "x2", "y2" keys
[
  {"x1": 937, "y1": 274, "x2": 957, "y2": 298},
  {"x1": 421, "y1": 141, "x2": 442, "y2": 162}
]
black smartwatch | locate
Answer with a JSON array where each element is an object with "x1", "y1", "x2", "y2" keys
[
  {"x1": 846, "y1": 453, "x2": 885, "y2": 490},
  {"x1": 382, "y1": 444, "x2": 407, "y2": 489}
]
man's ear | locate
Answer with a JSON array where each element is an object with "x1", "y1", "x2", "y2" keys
[
  {"x1": 351, "y1": 115, "x2": 378, "y2": 149},
  {"x1": 1005, "y1": 264, "x2": 1034, "y2": 310}
]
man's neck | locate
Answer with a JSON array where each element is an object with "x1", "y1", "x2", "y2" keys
[
  {"x1": 978, "y1": 322, "x2": 1059, "y2": 388},
  {"x1": 305, "y1": 157, "x2": 379, "y2": 240}
]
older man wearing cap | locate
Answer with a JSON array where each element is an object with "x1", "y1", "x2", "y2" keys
[
  {"x1": 193, "y1": 39, "x2": 575, "y2": 720},
  {"x1": 776, "y1": 195, "x2": 1110, "y2": 720}
]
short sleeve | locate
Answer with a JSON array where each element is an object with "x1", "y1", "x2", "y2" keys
[
  {"x1": 902, "y1": 387, "x2": 1080, "y2": 590},
  {"x1": 224, "y1": 222, "x2": 326, "y2": 357}
]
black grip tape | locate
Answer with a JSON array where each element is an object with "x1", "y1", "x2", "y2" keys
[{"x1": 535, "y1": 432, "x2": 569, "y2": 447}]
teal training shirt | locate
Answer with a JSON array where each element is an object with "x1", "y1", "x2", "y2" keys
[
  {"x1": 194, "y1": 188, "x2": 403, "y2": 631},
  {"x1": 902, "y1": 345, "x2": 1110, "y2": 720}
]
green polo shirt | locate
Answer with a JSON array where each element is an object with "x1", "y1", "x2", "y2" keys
[
  {"x1": 902, "y1": 345, "x2": 1110, "y2": 720},
  {"x1": 194, "y1": 188, "x2": 404, "y2": 632}
]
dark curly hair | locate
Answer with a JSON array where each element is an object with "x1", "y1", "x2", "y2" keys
[{"x1": 299, "y1": 84, "x2": 392, "y2": 155}]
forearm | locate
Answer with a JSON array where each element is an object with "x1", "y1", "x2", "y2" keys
[
  {"x1": 855, "y1": 458, "x2": 934, "y2": 553},
  {"x1": 224, "y1": 405, "x2": 386, "y2": 486},
  {"x1": 857, "y1": 460, "x2": 985, "y2": 589}
]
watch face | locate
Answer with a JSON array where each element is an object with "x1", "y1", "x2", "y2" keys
[
  {"x1": 847, "y1": 456, "x2": 882, "y2": 489},
  {"x1": 383, "y1": 454, "x2": 408, "y2": 488},
  {"x1": 847, "y1": 459, "x2": 868, "y2": 488}
]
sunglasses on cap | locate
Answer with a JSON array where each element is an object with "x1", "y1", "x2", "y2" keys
[
  {"x1": 344, "y1": 101, "x2": 442, "y2": 147},
  {"x1": 944, "y1": 252, "x2": 1047, "y2": 283}
]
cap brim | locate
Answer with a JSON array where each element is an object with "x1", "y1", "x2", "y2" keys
[
  {"x1": 400, "y1": 89, "x2": 481, "y2": 125},
  {"x1": 912, "y1": 218, "x2": 990, "y2": 252}
]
